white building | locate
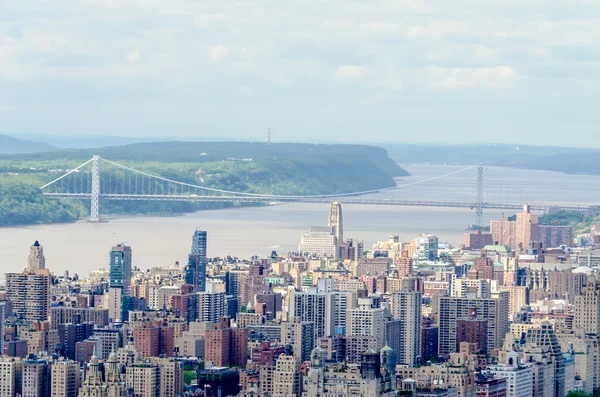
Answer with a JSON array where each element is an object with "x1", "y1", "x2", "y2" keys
[
  {"x1": 347, "y1": 297, "x2": 386, "y2": 350},
  {"x1": 299, "y1": 226, "x2": 339, "y2": 258},
  {"x1": 412, "y1": 234, "x2": 439, "y2": 261},
  {"x1": 488, "y1": 351, "x2": 534, "y2": 397},
  {"x1": 453, "y1": 278, "x2": 490, "y2": 299}
]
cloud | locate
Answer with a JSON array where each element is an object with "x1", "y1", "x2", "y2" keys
[
  {"x1": 22, "y1": 30, "x2": 66, "y2": 53},
  {"x1": 473, "y1": 45, "x2": 497, "y2": 61},
  {"x1": 127, "y1": 49, "x2": 141, "y2": 63},
  {"x1": 429, "y1": 66, "x2": 524, "y2": 90},
  {"x1": 209, "y1": 45, "x2": 230, "y2": 61},
  {"x1": 334, "y1": 65, "x2": 366, "y2": 79},
  {"x1": 239, "y1": 85, "x2": 253, "y2": 95},
  {"x1": 0, "y1": 104, "x2": 14, "y2": 112}
]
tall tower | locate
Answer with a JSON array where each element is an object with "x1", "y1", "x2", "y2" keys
[
  {"x1": 108, "y1": 244, "x2": 132, "y2": 323},
  {"x1": 186, "y1": 229, "x2": 207, "y2": 293},
  {"x1": 328, "y1": 201, "x2": 343, "y2": 242},
  {"x1": 574, "y1": 276, "x2": 600, "y2": 337},
  {"x1": 390, "y1": 291, "x2": 422, "y2": 366},
  {"x1": 109, "y1": 244, "x2": 132, "y2": 295},
  {"x1": 27, "y1": 240, "x2": 46, "y2": 271},
  {"x1": 6, "y1": 243, "x2": 50, "y2": 322}
]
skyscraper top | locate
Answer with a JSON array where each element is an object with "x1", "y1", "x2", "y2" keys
[
  {"x1": 191, "y1": 229, "x2": 208, "y2": 256},
  {"x1": 27, "y1": 240, "x2": 45, "y2": 271},
  {"x1": 328, "y1": 201, "x2": 343, "y2": 243}
]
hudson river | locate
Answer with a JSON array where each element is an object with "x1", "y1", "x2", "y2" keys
[{"x1": 2, "y1": 164, "x2": 600, "y2": 278}]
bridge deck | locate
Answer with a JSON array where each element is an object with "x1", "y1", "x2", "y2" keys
[{"x1": 42, "y1": 192, "x2": 548, "y2": 211}]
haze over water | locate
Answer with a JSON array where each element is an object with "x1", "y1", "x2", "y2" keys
[{"x1": 2, "y1": 163, "x2": 600, "y2": 279}]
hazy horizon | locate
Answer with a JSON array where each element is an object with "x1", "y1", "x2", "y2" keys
[
  {"x1": 2, "y1": 1, "x2": 599, "y2": 146},
  {"x1": 2, "y1": 131, "x2": 598, "y2": 150}
]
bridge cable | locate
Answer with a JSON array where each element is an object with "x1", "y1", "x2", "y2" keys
[
  {"x1": 40, "y1": 158, "x2": 94, "y2": 189},
  {"x1": 99, "y1": 158, "x2": 478, "y2": 199}
]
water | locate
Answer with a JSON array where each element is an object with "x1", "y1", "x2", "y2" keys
[{"x1": 2, "y1": 164, "x2": 600, "y2": 279}]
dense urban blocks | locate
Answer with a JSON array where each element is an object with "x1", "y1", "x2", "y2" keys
[{"x1": 1, "y1": 202, "x2": 599, "y2": 397}]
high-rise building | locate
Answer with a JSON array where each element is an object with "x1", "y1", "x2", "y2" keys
[
  {"x1": 93, "y1": 328, "x2": 122, "y2": 361},
  {"x1": 50, "y1": 307, "x2": 109, "y2": 329},
  {"x1": 491, "y1": 206, "x2": 570, "y2": 251},
  {"x1": 6, "y1": 269, "x2": 50, "y2": 322},
  {"x1": 0, "y1": 356, "x2": 22, "y2": 397},
  {"x1": 574, "y1": 276, "x2": 600, "y2": 337},
  {"x1": 58, "y1": 322, "x2": 94, "y2": 360},
  {"x1": 151, "y1": 357, "x2": 185, "y2": 397},
  {"x1": 390, "y1": 291, "x2": 422, "y2": 366},
  {"x1": 347, "y1": 297, "x2": 386, "y2": 350},
  {"x1": 126, "y1": 363, "x2": 161, "y2": 397},
  {"x1": 288, "y1": 291, "x2": 335, "y2": 340},
  {"x1": 538, "y1": 223, "x2": 572, "y2": 248},
  {"x1": 328, "y1": 201, "x2": 343, "y2": 243},
  {"x1": 411, "y1": 234, "x2": 438, "y2": 261},
  {"x1": 27, "y1": 240, "x2": 45, "y2": 271},
  {"x1": 438, "y1": 292, "x2": 509, "y2": 355},
  {"x1": 396, "y1": 250, "x2": 413, "y2": 278},
  {"x1": 332, "y1": 291, "x2": 356, "y2": 334},
  {"x1": 22, "y1": 358, "x2": 50, "y2": 397},
  {"x1": 109, "y1": 244, "x2": 132, "y2": 293},
  {"x1": 487, "y1": 351, "x2": 534, "y2": 397},
  {"x1": 281, "y1": 321, "x2": 315, "y2": 363},
  {"x1": 51, "y1": 359, "x2": 80, "y2": 397},
  {"x1": 421, "y1": 318, "x2": 439, "y2": 363},
  {"x1": 205, "y1": 317, "x2": 248, "y2": 368},
  {"x1": 299, "y1": 226, "x2": 339, "y2": 258},
  {"x1": 132, "y1": 322, "x2": 175, "y2": 358},
  {"x1": 463, "y1": 230, "x2": 493, "y2": 250},
  {"x1": 107, "y1": 287, "x2": 123, "y2": 325},
  {"x1": 456, "y1": 308, "x2": 488, "y2": 353},
  {"x1": 186, "y1": 229, "x2": 207, "y2": 293},
  {"x1": 525, "y1": 322, "x2": 567, "y2": 397},
  {"x1": 108, "y1": 244, "x2": 132, "y2": 323},
  {"x1": 0, "y1": 303, "x2": 5, "y2": 356},
  {"x1": 272, "y1": 355, "x2": 300, "y2": 397},
  {"x1": 196, "y1": 291, "x2": 225, "y2": 323},
  {"x1": 473, "y1": 249, "x2": 495, "y2": 280},
  {"x1": 516, "y1": 205, "x2": 539, "y2": 251}
]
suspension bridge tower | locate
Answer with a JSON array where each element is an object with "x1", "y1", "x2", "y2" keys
[
  {"x1": 475, "y1": 164, "x2": 484, "y2": 228},
  {"x1": 90, "y1": 155, "x2": 100, "y2": 222}
]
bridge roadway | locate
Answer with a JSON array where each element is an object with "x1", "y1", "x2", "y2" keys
[{"x1": 43, "y1": 192, "x2": 548, "y2": 211}]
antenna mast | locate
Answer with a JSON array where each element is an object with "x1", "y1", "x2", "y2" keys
[{"x1": 267, "y1": 128, "x2": 271, "y2": 144}]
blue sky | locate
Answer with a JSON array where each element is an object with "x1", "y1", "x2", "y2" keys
[{"x1": 1, "y1": 0, "x2": 599, "y2": 145}]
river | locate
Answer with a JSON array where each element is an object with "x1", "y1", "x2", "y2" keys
[{"x1": 1, "y1": 164, "x2": 600, "y2": 279}]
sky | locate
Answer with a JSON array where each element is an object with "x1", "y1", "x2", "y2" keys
[{"x1": 1, "y1": 0, "x2": 600, "y2": 145}]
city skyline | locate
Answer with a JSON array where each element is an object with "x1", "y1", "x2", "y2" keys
[{"x1": 0, "y1": 201, "x2": 599, "y2": 396}]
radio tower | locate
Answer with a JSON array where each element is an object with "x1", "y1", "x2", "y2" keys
[
  {"x1": 267, "y1": 128, "x2": 271, "y2": 145},
  {"x1": 475, "y1": 164, "x2": 484, "y2": 228}
]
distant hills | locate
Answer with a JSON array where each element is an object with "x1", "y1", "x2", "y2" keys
[
  {"x1": 386, "y1": 143, "x2": 600, "y2": 175},
  {"x1": 0, "y1": 134, "x2": 56, "y2": 154},
  {"x1": 4, "y1": 132, "x2": 600, "y2": 176},
  {"x1": 17, "y1": 134, "x2": 235, "y2": 149},
  {"x1": 5, "y1": 141, "x2": 410, "y2": 178}
]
